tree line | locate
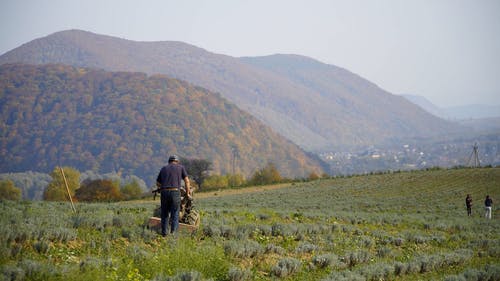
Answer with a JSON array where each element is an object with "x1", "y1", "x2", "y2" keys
[{"x1": 0, "y1": 160, "x2": 324, "y2": 201}]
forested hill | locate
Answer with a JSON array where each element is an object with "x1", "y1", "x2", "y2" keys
[
  {"x1": 0, "y1": 29, "x2": 461, "y2": 151},
  {"x1": 0, "y1": 64, "x2": 326, "y2": 184}
]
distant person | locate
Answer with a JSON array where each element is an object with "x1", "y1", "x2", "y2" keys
[
  {"x1": 156, "y1": 155, "x2": 191, "y2": 236},
  {"x1": 484, "y1": 195, "x2": 493, "y2": 219},
  {"x1": 466, "y1": 194, "x2": 472, "y2": 217}
]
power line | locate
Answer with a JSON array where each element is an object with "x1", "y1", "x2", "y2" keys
[{"x1": 467, "y1": 143, "x2": 480, "y2": 168}]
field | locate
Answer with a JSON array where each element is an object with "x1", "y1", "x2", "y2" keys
[{"x1": 1, "y1": 168, "x2": 499, "y2": 281}]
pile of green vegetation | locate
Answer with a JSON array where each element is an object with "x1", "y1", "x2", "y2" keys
[{"x1": 0, "y1": 167, "x2": 499, "y2": 280}]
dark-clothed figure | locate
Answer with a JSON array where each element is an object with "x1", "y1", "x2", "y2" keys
[
  {"x1": 466, "y1": 194, "x2": 472, "y2": 217},
  {"x1": 484, "y1": 195, "x2": 493, "y2": 219},
  {"x1": 156, "y1": 155, "x2": 191, "y2": 235}
]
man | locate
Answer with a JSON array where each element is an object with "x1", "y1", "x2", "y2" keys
[
  {"x1": 156, "y1": 155, "x2": 191, "y2": 235},
  {"x1": 484, "y1": 195, "x2": 493, "y2": 219},
  {"x1": 465, "y1": 194, "x2": 472, "y2": 217}
]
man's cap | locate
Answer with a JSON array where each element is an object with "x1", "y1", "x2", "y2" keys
[{"x1": 168, "y1": 155, "x2": 180, "y2": 162}]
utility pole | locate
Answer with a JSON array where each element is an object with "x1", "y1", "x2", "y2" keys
[
  {"x1": 231, "y1": 145, "x2": 239, "y2": 175},
  {"x1": 467, "y1": 143, "x2": 480, "y2": 168}
]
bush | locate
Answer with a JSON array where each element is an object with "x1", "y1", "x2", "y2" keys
[
  {"x1": 228, "y1": 267, "x2": 251, "y2": 281},
  {"x1": 271, "y1": 257, "x2": 301, "y2": 278},
  {"x1": 312, "y1": 254, "x2": 338, "y2": 269},
  {"x1": 265, "y1": 244, "x2": 286, "y2": 255},
  {"x1": 357, "y1": 263, "x2": 394, "y2": 281},
  {"x1": 76, "y1": 179, "x2": 123, "y2": 202},
  {"x1": 223, "y1": 240, "x2": 263, "y2": 259},
  {"x1": 249, "y1": 163, "x2": 282, "y2": 185},
  {"x1": 322, "y1": 270, "x2": 365, "y2": 281},
  {"x1": 120, "y1": 180, "x2": 143, "y2": 200},
  {"x1": 33, "y1": 240, "x2": 50, "y2": 254},
  {"x1": 1, "y1": 264, "x2": 25, "y2": 281},
  {"x1": 376, "y1": 246, "x2": 392, "y2": 258},
  {"x1": 0, "y1": 180, "x2": 22, "y2": 200},
  {"x1": 343, "y1": 250, "x2": 371, "y2": 268},
  {"x1": 172, "y1": 271, "x2": 204, "y2": 281},
  {"x1": 295, "y1": 242, "x2": 318, "y2": 254}
]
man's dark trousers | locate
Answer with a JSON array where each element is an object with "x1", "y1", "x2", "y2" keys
[{"x1": 160, "y1": 189, "x2": 181, "y2": 235}]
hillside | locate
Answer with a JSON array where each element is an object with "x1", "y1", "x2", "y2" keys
[
  {"x1": 0, "y1": 29, "x2": 461, "y2": 151},
  {"x1": 241, "y1": 55, "x2": 459, "y2": 148},
  {"x1": 0, "y1": 64, "x2": 326, "y2": 184}
]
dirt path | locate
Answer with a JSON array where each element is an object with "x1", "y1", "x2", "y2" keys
[
  {"x1": 194, "y1": 183, "x2": 293, "y2": 199},
  {"x1": 136, "y1": 183, "x2": 293, "y2": 204}
]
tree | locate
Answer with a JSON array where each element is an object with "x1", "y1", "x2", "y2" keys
[
  {"x1": 308, "y1": 172, "x2": 320, "y2": 181},
  {"x1": 43, "y1": 167, "x2": 80, "y2": 201},
  {"x1": 75, "y1": 179, "x2": 123, "y2": 202},
  {"x1": 121, "y1": 180, "x2": 143, "y2": 200},
  {"x1": 182, "y1": 158, "x2": 212, "y2": 190},
  {"x1": 0, "y1": 180, "x2": 22, "y2": 200},
  {"x1": 228, "y1": 173, "x2": 246, "y2": 187},
  {"x1": 250, "y1": 163, "x2": 282, "y2": 185},
  {"x1": 203, "y1": 175, "x2": 229, "y2": 190}
]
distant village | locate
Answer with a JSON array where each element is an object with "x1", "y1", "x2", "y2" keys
[{"x1": 321, "y1": 134, "x2": 500, "y2": 176}]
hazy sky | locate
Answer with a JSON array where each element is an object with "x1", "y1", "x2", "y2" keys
[{"x1": 1, "y1": 0, "x2": 499, "y2": 107}]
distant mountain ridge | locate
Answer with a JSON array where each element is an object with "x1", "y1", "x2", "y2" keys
[
  {"x1": 0, "y1": 29, "x2": 461, "y2": 151},
  {"x1": 0, "y1": 64, "x2": 326, "y2": 183},
  {"x1": 402, "y1": 94, "x2": 500, "y2": 120}
]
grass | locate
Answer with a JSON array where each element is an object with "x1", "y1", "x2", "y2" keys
[{"x1": 0, "y1": 167, "x2": 499, "y2": 280}]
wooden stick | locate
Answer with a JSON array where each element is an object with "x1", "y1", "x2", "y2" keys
[{"x1": 60, "y1": 167, "x2": 76, "y2": 213}]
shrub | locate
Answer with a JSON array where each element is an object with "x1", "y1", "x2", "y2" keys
[
  {"x1": 120, "y1": 179, "x2": 143, "y2": 200},
  {"x1": 308, "y1": 172, "x2": 320, "y2": 181},
  {"x1": 79, "y1": 257, "x2": 102, "y2": 272},
  {"x1": 322, "y1": 270, "x2": 365, "y2": 281},
  {"x1": 249, "y1": 163, "x2": 282, "y2": 185},
  {"x1": 392, "y1": 237, "x2": 404, "y2": 247},
  {"x1": 224, "y1": 240, "x2": 263, "y2": 259},
  {"x1": 172, "y1": 271, "x2": 204, "y2": 281},
  {"x1": 444, "y1": 275, "x2": 466, "y2": 281},
  {"x1": 220, "y1": 225, "x2": 234, "y2": 238},
  {"x1": 33, "y1": 239, "x2": 50, "y2": 254},
  {"x1": 228, "y1": 267, "x2": 251, "y2": 281},
  {"x1": 0, "y1": 180, "x2": 22, "y2": 200},
  {"x1": 1, "y1": 264, "x2": 25, "y2": 281},
  {"x1": 76, "y1": 179, "x2": 123, "y2": 202},
  {"x1": 19, "y1": 259, "x2": 55, "y2": 280},
  {"x1": 343, "y1": 250, "x2": 371, "y2": 268},
  {"x1": 295, "y1": 242, "x2": 318, "y2": 254},
  {"x1": 394, "y1": 262, "x2": 406, "y2": 276},
  {"x1": 376, "y1": 246, "x2": 392, "y2": 258},
  {"x1": 202, "y1": 225, "x2": 221, "y2": 238},
  {"x1": 265, "y1": 244, "x2": 286, "y2": 255},
  {"x1": 271, "y1": 257, "x2": 301, "y2": 278},
  {"x1": 312, "y1": 254, "x2": 338, "y2": 269},
  {"x1": 203, "y1": 175, "x2": 229, "y2": 190},
  {"x1": 358, "y1": 263, "x2": 394, "y2": 281}
]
